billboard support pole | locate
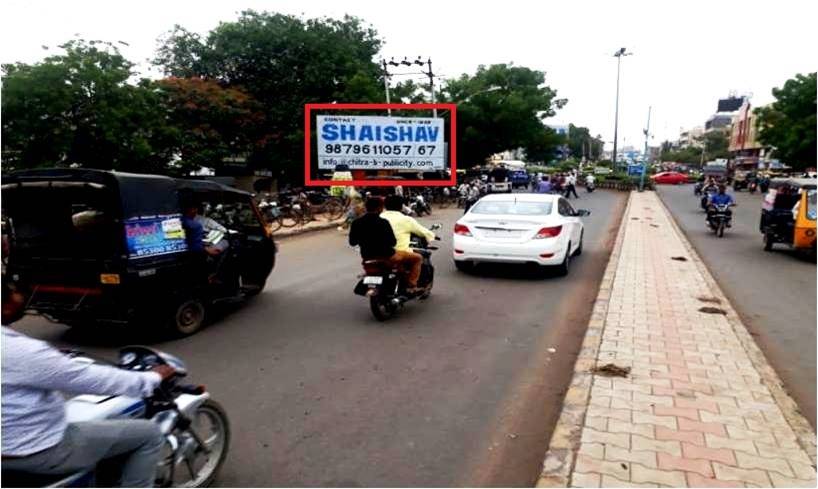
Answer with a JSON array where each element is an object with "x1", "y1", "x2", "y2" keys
[{"x1": 382, "y1": 60, "x2": 392, "y2": 116}]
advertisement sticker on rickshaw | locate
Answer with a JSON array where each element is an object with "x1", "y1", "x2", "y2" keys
[{"x1": 125, "y1": 214, "x2": 188, "y2": 258}]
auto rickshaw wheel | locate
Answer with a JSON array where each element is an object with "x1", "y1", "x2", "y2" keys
[
  {"x1": 763, "y1": 232, "x2": 775, "y2": 252},
  {"x1": 172, "y1": 299, "x2": 206, "y2": 336}
]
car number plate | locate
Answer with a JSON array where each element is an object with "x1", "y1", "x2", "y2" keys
[{"x1": 363, "y1": 276, "x2": 383, "y2": 285}]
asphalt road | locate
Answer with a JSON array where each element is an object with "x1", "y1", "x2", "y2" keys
[
  {"x1": 14, "y1": 190, "x2": 626, "y2": 487},
  {"x1": 657, "y1": 184, "x2": 816, "y2": 429}
]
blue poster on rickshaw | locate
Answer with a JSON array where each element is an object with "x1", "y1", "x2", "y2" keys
[{"x1": 124, "y1": 214, "x2": 188, "y2": 258}]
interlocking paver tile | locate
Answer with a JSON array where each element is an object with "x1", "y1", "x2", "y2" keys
[{"x1": 555, "y1": 193, "x2": 815, "y2": 489}]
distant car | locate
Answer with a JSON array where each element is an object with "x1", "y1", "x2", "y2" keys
[
  {"x1": 652, "y1": 171, "x2": 688, "y2": 185},
  {"x1": 452, "y1": 194, "x2": 590, "y2": 276}
]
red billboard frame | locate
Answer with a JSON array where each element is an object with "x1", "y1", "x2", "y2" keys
[{"x1": 304, "y1": 103, "x2": 457, "y2": 187}]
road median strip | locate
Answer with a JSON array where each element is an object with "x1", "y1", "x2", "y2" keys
[{"x1": 537, "y1": 191, "x2": 816, "y2": 488}]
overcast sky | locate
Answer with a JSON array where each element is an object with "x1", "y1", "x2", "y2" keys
[{"x1": 2, "y1": 0, "x2": 815, "y2": 150}]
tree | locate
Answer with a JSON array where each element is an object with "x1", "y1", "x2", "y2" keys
[
  {"x1": 567, "y1": 124, "x2": 604, "y2": 160},
  {"x1": 155, "y1": 11, "x2": 385, "y2": 182},
  {"x1": 699, "y1": 130, "x2": 730, "y2": 161},
  {"x1": 523, "y1": 126, "x2": 566, "y2": 163},
  {"x1": 2, "y1": 40, "x2": 176, "y2": 172},
  {"x1": 755, "y1": 72, "x2": 817, "y2": 170},
  {"x1": 156, "y1": 77, "x2": 263, "y2": 174},
  {"x1": 438, "y1": 63, "x2": 566, "y2": 167}
]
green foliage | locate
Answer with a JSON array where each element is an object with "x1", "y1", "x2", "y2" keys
[
  {"x1": 2, "y1": 40, "x2": 176, "y2": 172},
  {"x1": 755, "y1": 72, "x2": 816, "y2": 170},
  {"x1": 155, "y1": 10, "x2": 384, "y2": 181},
  {"x1": 438, "y1": 63, "x2": 566, "y2": 168},
  {"x1": 659, "y1": 130, "x2": 729, "y2": 166},
  {"x1": 660, "y1": 145, "x2": 702, "y2": 165},
  {"x1": 700, "y1": 130, "x2": 730, "y2": 160},
  {"x1": 156, "y1": 77, "x2": 263, "y2": 174},
  {"x1": 567, "y1": 125, "x2": 603, "y2": 160}
]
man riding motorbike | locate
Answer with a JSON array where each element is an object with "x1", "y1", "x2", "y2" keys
[
  {"x1": 380, "y1": 195, "x2": 436, "y2": 295},
  {"x1": 1, "y1": 283, "x2": 176, "y2": 487},
  {"x1": 706, "y1": 184, "x2": 736, "y2": 227}
]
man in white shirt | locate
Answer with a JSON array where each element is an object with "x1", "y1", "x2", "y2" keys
[
  {"x1": 2, "y1": 285, "x2": 175, "y2": 487},
  {"x1": 564, "y1": 173, "x2": 580, "y2": 199}
]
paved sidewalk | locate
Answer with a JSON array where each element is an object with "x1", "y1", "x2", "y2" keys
[{"x1": 539, "y1": 191, "x2": 816, "y2": 488}]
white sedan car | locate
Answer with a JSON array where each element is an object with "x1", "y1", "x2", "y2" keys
[{"x1": 453, "y1": 194, "x2": 590, "y2": 275}]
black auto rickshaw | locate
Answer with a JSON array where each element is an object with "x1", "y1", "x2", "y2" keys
[
  {"x1": 759, "y1": 177, "x2": 817, "y2": 256},
  {"x1": 2, "y1": 168, "x2": 276, "y2": 336}
]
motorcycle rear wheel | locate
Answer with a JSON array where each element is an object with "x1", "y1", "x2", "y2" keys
[{"x1": 370, "y1": 296, "x2": 397, "y2": 321}]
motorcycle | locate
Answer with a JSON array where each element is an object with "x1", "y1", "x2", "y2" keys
[
  {"x1": 748, "y1": 181, "x2": 758, "y2": 194},
  {"x1": 694, "y1": 182, "x2": 704, "y2": 196},
  {"x1": 586, "y1": 181, "x2": 595, "y2": 193},
  {"x1": 707, "y1": 204, "x2": 732, "y2": 238},
  {"x1": 354, "y1": 224, "x2": 442, "y2": 321},
  {"x1": 409, "y1": 194, "x2": 432, "y2": 217},
  {"x1": 2, "y1": 347, "x2": 230, "y2": 488}
]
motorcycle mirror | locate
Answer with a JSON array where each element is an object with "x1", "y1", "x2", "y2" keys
[{"x1": 430, "y1": 223, "x2": 442, "y2": 231}]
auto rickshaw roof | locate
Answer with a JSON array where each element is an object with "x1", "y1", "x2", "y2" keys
[
  {"x1": 769, "y1": 177, "x2": 817, "y2": 190},
  {"x1": 4, "y1": 168, "x2": 250, "y2": 195},
  {"x1": 3, "y1": 168, "x2": 251, "y2": 219}
]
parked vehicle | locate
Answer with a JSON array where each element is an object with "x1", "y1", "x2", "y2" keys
[
  {"x1": 354, "y1": 224, "x2": 442, "y2": 321},
  {"x1": 0, "y1": 346, "x2": 229, "y2": 488},
  {"x1": 452, "y1": 194, "x2": 589, "y2": 276},
  {"x1": 2, "y1": 169, "x2": 276, "y2": 336},
  {"x1": 759, "y1": 178, "x2": 817, "y2": 255},
  {"x1": 651, "y1": 171, "x2": 688, "y2": 185}
]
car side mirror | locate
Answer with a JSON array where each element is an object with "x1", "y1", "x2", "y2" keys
[{"x1": 575, "y1": 209, "x2": 591, "y2": 217}]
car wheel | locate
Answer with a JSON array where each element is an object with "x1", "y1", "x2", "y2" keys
[
  {"x1": 170, "y1": 298, "x2": 206, "y2": 336},
  {"x1": 454, "y1": 260, "x2": 474, "y2": 273},
  {"x1": 554, "y1": 243, "x2": 571, "y2": 276},
  {"x1": 574, "y1": 231, "x2": 584, "y2": 256}
]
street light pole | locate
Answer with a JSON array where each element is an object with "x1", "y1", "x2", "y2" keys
[
  {"x1": 640, "y1": 105, "x2": 651, "y2": 191},
  {"x1": 611, "y1": 48, "x2": 631, "y2": 170}
]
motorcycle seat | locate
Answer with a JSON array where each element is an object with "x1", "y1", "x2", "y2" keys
[
  {"x1": 0, "y1": 469, "x2": 81, "y2": 488},
  {"x1": 362, "y1": 259, "x2": 396, "y2": 274}
]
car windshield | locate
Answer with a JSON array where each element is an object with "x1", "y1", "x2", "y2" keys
[{"x1": 470, "y1": 200, "x2": 552, "y2": 216}]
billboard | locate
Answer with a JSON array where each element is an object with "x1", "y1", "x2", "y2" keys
[{"x1": 316, "y1": 115, "x2": 445, "y2": 171}]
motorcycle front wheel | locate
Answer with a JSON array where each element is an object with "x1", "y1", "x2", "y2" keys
[{"x1": 160, "y1": 399, "x2": 231, "y2": 488}]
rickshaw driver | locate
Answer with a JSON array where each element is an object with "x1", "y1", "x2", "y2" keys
[{"x1": 181, "y1": 204, "x2": 222, "y2": 257}]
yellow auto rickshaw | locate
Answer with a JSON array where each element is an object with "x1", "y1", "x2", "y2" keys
[{"x1": 759, "y1": 177, "x2": 817, "y2": 255}]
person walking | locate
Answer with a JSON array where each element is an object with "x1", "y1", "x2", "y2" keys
[{"x1": 564, "y1": 173, "x2": 580, "y2": 199}]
